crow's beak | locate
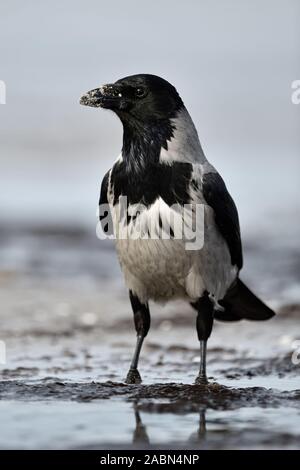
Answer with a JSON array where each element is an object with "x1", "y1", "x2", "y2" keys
[{"x1": 80, "y1": 84, "x2": 123, "y2": 109}]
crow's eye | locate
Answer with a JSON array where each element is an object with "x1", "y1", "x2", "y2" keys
[{"x1": 135, "y1": 87, "x2": 146, "y2": 98}]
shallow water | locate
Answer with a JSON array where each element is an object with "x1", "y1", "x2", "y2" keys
[{"x1": 0, "y1": 399, "x2": 299, "y2": 450}]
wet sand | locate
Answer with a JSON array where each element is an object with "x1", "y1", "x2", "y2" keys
[{"x1": 0, "y1": 226, "x2": 299, "y2": 449}]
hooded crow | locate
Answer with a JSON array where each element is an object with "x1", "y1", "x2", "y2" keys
[{"x1": 80, "y1": 74, "x2": 275, "y2": 384}]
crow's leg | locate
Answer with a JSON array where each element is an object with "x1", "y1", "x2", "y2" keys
[
  {"x1": 193, "y1": 293, "x2": 214, "y2": 385},
  {"x1": 125, "y1": 291, "x2": 150, "y2": 384}
]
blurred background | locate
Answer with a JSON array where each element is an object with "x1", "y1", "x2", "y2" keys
[
  {"x1": 0, "y1": 0, "x2": 299, "y2": 228},
  {"x1": 0, "y1": 0, "x2": 300, "y2": 450},
  {"x1": 0, "y1": 0, "x2": 299, "y2": 303}
]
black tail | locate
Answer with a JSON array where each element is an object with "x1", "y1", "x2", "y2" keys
[{"x1": 215, "y1": 279, "x2": 275, "y2": 322}]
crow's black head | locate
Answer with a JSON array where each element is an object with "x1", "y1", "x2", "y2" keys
[{"x1": 80, "y1": 74, "x2": 183, "y2": 123}]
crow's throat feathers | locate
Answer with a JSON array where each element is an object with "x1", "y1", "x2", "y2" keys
[
  {"x1": 121, "y1": 115, "x2": 175, "y2": 175},
  {"x1": 120, "y1": 107, "x2": 207, "y2": 176}
]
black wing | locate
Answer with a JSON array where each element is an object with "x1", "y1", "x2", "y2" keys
[
  {"x1": 202, "y1": 172, "x2": 243, "y2": 269},
  {"x1": 99, "y1": 170, "x2": 114, "y2": 236}
]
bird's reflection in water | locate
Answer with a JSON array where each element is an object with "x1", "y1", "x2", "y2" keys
[
  {"x1": 188, "y1": 409, "x2": 207, "y2": 443},
  {"x1": 132, "y1": 401, "x2": 150, "y2": 444},
  {"x1": 132, "y1": 402, "x2": 207, "y2": 445}
]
